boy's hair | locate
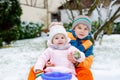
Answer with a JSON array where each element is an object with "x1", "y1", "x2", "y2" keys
[{"x1": 72, "y1": 15, "x2": 92, "y2": 32}]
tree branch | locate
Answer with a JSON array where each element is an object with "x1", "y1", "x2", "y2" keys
[
  {"x1": 93, "y1": 6, "x2": 120, "y2": 40},
  {"x1": 87, "y1": 0, "x2": 99, "y2": 16}
]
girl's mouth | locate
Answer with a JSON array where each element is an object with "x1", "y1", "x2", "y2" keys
[{"x1": 58, "y1": 43, "x2": 63, "y2": 44}]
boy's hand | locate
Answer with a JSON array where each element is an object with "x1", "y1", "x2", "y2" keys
[
  {"x1": 74, "y1": 51, "x2": 81, "y2": 60},
  {"x1": 68, "y1": 53, "x2": 76, "y2": 64},
  {"x1": 68, "y1": 52, "x2": 81, "y2": 67}
]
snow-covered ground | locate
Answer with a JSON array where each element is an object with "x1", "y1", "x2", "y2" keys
[
  {"x1": 0, "y1": 33, "x2": 120, "y2": 80},
  {"x1": 91, "y1": 34, "x2": 120, "y2": 80}
]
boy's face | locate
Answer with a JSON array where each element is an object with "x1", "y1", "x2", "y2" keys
[
  {"x1": 74, "y1": 24, "x2": 89, "y2": 39},
  {"x1": 52, "y1": 33, "x2": 67, "y2": 46}
]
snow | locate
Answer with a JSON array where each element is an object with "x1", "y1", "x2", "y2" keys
[
  {"x1": 91, "y1": 34, "x2": 120, "y2": 80},
  {"x1": 0, "y1": 33, "x2": 120, "y2": 80}
]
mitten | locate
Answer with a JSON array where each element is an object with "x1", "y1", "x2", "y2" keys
[{"x1": 74, "y1": 51, "x2": 81, "y2": 60}]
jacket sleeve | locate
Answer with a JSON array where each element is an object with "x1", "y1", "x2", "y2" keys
[
  {"x1": 77, "y1": 55, "x2": 94, "y2": 69},
  {"x1": 82, "y1": 40, "x2": 93, "y2": 50},
  {"x1": 70, "y1": 40, "x2": 85, "y2": 52},
  {"x1": 76, "y1": 45, "x2": 94, "y2": 68},
  {"x1": 34, "y1": 48, "x2": 51, "y2": 71},
  {"x1": 84, "y1": 45, "x2": 93, "y2": 57}
]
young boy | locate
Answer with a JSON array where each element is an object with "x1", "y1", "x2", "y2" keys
[
  {"x1": 67, "y1": 15, "x2": 94, "y2": 80},
  {"x1": 34, "y1": 24, "x2": 85, "y2": 80}
]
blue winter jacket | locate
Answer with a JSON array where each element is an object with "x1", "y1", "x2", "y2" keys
[{"x1": 67, "y1": 30, "x2": 93, "y2": 57}]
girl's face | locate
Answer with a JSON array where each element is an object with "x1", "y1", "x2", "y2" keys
[
  {"x1": 74, "y1": 24, "x2": 89, "y2": 39},
  {"x1": 52, "y1": 33, "x2": 67, "y2": 46}
]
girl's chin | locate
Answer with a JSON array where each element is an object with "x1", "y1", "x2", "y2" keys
[
  {"x1": 58, "y1": 45, "x2": 64, "y2": 46},
  {"x1": 57, "y1": 44, "x2": 64, "y2": 46}
]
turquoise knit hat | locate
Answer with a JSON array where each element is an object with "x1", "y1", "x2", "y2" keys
[{"x1": 72, "y1": 15, "x2": 92, "y2": 32}]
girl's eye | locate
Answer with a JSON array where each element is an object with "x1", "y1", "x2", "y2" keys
[
  {"x1": 61, "y1": 37, "x2": 64, "y2": 39},
  {"x1": 55, "y1": 37, "x2": 58, "y2": 39}
]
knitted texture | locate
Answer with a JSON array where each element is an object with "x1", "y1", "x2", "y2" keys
[
  {"x1": 72, "y1": 15, "x2": 92, "y2": 32},
  {"x1": 49, "y1": 25, "x2": 68, "y2": 43}
]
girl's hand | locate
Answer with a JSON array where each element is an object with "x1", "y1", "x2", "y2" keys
[{"x1": 68, "y1": 53, "x2": 76, "y2": 64}]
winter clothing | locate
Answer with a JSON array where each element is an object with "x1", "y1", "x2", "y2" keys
[
  {"x1": 48, "y1": 22, "x2": 63, "y2": 29},
  {"x1": 34, "y1": 43, "x2": 85, "y2": 80},
  {"x1": 34, "y1": 46, "x2": 85, "y2": 75},
  {"x1": 67, "y1": 30, "x2": 93, "y2": 57},
  {"x1": 49, "y1": 24, "x2": 68, "y2": 44},
  {"x1": 72, "y1": 15, "x2": 92, "y2": 32},
  {"x1": 76, "y1": 67, "x2": 94, "y2": 80},
  {"x1": 67, "y1": 30, "x2": 94, "y2": 69},
  {"x1": 50, "y1": 43, "x2": 71, "y2": 50}
]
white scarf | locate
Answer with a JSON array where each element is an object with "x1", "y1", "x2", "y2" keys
[{"x1": 50, "y1": 43, "x2": 71, "y2": 50}]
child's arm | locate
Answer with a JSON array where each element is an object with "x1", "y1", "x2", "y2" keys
[
  {"x1": 75, "y1": 46, "x2": 94, "y2": 68},
  {"x1": 74, "y1": 51, "x2": 85, "y2": 62},
  {"x1": 77, "y1": 55, "x2": 94, "y2": 68},
  {"x1": 68, "y1": 51, "x2": 93, "y2": 68},
  {"x1": 68, "y1": 48, "x2": 85, "y2": 65},
  {"x1": 34, "y1": 48, "x2": 51, "y2": 74},
  {"x1": 82, "y1": 40, "x2": 92, "y2": 51}
]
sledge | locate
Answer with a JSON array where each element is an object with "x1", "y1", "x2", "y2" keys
[
  {"x1": 41, "y1": 72, "x2": 72, "y2": 80},
  {"x1": 28, "y1": 66, "x2": 94, "y2": 80}
]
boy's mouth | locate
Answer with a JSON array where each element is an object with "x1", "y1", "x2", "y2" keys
[{"x1": 79, "y1": 34, "x2": 84, "y2": 36}]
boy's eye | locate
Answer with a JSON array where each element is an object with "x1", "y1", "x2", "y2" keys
[
  {"x1": 78, "y1": 27, "x2": 81, "y2": 29},
  {"x1": 77, "y1": 26, "x2": 82, "y2": 29},
  {"x1": 84, "y1": 28, "x2": 88, "y2": 30}
]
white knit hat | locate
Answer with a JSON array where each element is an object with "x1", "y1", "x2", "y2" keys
[{"x1": 49, "y1": 25, "x2": 68, "y2": 43}]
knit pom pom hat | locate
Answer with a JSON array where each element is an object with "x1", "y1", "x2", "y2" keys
[
  {"x1": 72, "y1": 15, "x2": 92, "y2": 32},
  {"x1": 49, "y1": 24, "x2": 68, "y2": 44}
]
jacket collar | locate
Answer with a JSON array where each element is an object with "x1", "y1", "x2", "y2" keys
[
  {"x1": 68, "y1": 30, "x2": 91, "y2": 40},
  {"x1": 50, "y1": 43, "x2": 71, "y2": 50}
]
